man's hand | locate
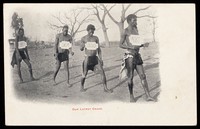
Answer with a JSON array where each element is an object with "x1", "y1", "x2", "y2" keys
[
  {"x1": 71, "y1": 51, "x2": 74, "y2": 56},
  {"x1": 100, "y1": 59, "x2": 104, "y2": 66},
  {"x1": 128, "y1": 43, "x2": 141, "y2": 49},
  {"x1": 27, "y1": 56, "x2": 30, "y2": 61},
  {"x1": 80, "y1": 42, "x2": 85, "y2": 51},
  {"x1": 80, "y1": 47, "x2": 84, "y2": 51},
  {"x1": 143, "y1": 42, "x2": 150, "y2": 47},
  {"x1": 134, "y1": 46, "x2": 141, "y2": 49}
]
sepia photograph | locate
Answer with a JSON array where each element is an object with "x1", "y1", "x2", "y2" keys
[{"x1": 4, "y1": 3, "x2": 196, "y2": 125}]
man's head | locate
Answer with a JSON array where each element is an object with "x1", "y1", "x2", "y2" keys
[
  {"x1": 62, "y1": 25, "x2": 69, "y2": 35},
  {"x1": 87, "y1": 24, "x2": 95, "y2": 36},
  {"x1": 17, "y1": 28, "x2": 24, "y2": 36},
  {"x1": 127, "y1": 14, "x2": 137, "y2": 27}
]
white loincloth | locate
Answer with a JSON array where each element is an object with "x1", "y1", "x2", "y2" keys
[
  {"x1": 85, "y1": 42, "x2": 98, "y2": 50},
  {"x1": 59, "y1": 41, "x2": 72, "y2": 49},
  {"x1": 119, "y1": 54, "x2": 133, "y2": 80},
  {"x1": 18, "y1": 41, "x2": 27, "y2": 49},
  {"x1": 129, "y1": 35, "x2": 144, "y2": 46}
]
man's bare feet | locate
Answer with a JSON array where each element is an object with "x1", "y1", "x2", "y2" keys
[
  {"x1": 104, "y1": 88, "x2": 113, "y2": 93},
  {"x1": 130, "y1": 96, "x2": 136, "y2": 103},
  {"x1": 66, "y1": 83, "x2": 72, "y2": 87},
  {"x1": 30, "y1": 77, "x2": 36, "y2": 81},
  {"x1": 53, "y1": 80, "x2": 57, "y2": 86},
  {"x1": 80, "y1": 87, "x2": 87, "y2": 92},
  {"x1": 146, "y1": 96, "x2": 156, "y2": 101}
]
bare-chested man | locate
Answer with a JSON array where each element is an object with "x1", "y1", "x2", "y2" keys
[
  {"x1": 80, "y1": 24, "x2": 112, "y2": 93},
  {"x1": 53, "y1": 25, "x2": 74, "y2": 87},
  {"x1": 11, "y1": 28, "x2": 35, "y2": 83},
  {"x1": 119, "y1": 14, "x2": 155, "y2": 102}
]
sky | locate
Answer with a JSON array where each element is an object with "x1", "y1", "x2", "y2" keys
[{"x1": 4, "y1": 3, "x2": 157, "y2": 42}]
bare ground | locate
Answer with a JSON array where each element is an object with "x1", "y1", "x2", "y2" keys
[{"x1": 10, "y1": 42, "x2": 161, "y2": 104}]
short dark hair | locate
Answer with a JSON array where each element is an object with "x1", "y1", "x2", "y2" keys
[
  {"x1": 17, "y1": 28, "x2": 24, "y2": 34},
  {"x1": 127, "y1": 14, "x2": 137, "y2": 24},
  {"x1": 87, "y1": 24, "x2": 95, "y2": 31},
  {"x1": 63, "y1": 25, "x2": 69, "y2": 29}
]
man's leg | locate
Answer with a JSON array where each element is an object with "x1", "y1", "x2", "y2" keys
[
  {"x1": 16, "y1": 60, "x2": 23, "y2": 83},
  {"x1": 126, "y1": 57, "x2": 135, "y2": 102},
  {"x1": 23, "y1": 59, "x2": 35, "y2": 81},
  {"x1": 63, "y1": 60, "x2": 72, "y2": 87},
  {"x1": 80, "y1": 57, "x2": 88, "y2": 92},
  {"x1": 15, "y1": 54, "x2": 23, "y2": 83},
  {"x1": 95, "y1": 59, "x2": 113, "y2": 93},
  {"x1": 53, "y1": 60, "x2": 61, "y2": 85},
  {"x1": 136, "y1": 65, "x2": 155, "y2": 101}
]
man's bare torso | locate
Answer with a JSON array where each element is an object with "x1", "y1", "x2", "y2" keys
[{"x1": 81, "y1": 35, "x2": 99, "y2": 56}]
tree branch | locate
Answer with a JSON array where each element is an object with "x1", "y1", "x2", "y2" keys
[
  {"x1": 125, "y1": 4, "x2": 131, "y2": 12},
  {"x1": 76, "y1": 29, "x2": 87, "y2": 33},
  {"x1": 64, "y1": 13, "x2": 73, "y2": 27},
  {"x1": 51, "y1": 13, "x2": 65, "y2": 25},
  {"x1": 102, "y1": 12, "x2": 106, "y2": 22},
  {"x1": 63, "y1": 13, "x2": 73, "y2": 34},
  {"x1": 70, "y1": 9, "x2": 82, "y2": 35},
  {"x1": 50, "y1": 8, "x2": 92, "y2": 39},
  {"x1": 100, "y1": 4, "x2": 115, "y2": 22},
  {"x1": 137, "y1": 15, "x2": 157, "y2": 18},
  {"x1": 124, "y1": 5, "x2": 152, "y2": 21},
  {"x1": 133, "y1": 5, "x2": 151, "y2": 14},
  {"x1": 97, "y1": 4, "x2": 104, "y2": 10},
  {"x1": 121, "y1": 4, "x2": 126, "y2": 22},
  {"x1": 71, "y1": 20, "x2": 76, "y2": 36},
  {"x1": 73, "y1": 9, "x2": 82, "y2": 20},
  {"x1": 107, "y1": 4, "x2": 116, "y2": 13},
  {"x1": 79, "y1": 7, "x2": 94, "y2": 10},
  {"x1": 122, "y1": 4, "x2": 125, "y2": 12},
  {"x1": 102, "y1": 4, "x2": 118, "y2": 24},
  {"x1": 92, "y1": 4, "x2": 102, "y2": 23},
  {"x1": 74, "y1": 14, "x2": 91, "y2": 34},
  {"x1": 47, "y1": 21, "x2": 63, "y2": 30}
]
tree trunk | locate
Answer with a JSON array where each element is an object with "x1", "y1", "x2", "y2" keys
[
  {"x1": 152, "y1": 30, "x2": 156, "y2": 42},
  {"x1": 71, "y1": 34, "x2": 76, "y2": 45},
  {"x1": 152, "y1": 19, "x2": 156, "y2": 42},
  {"x1": 102, "y1": 23, "x2": 110, "y2": 47},
  {"x1": 118, "y1": 22, "x2": 125, "y2": 37}
]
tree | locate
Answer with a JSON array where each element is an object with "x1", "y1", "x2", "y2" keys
[
  {"x1": 11, "y1": 12, "x2": 18, "y2": 30},
  {"x1": 10, "y1": 12, "x2": 24, "y2": 45},
  {"x1": 11, "y1": 12, "x2": 24, "y2": 36},
  {"x1": 84, "y1": 4, "x2": 115, "y2": 47},
  {"x1": 48, "y1": 9, "x2": 92, "y2": 43},
  {"x1": 102, "y1": 4, "x2": 157, "y2": 37},
  {"x1": 151, "y1": 17, "x2": 158, "y2": 42}
]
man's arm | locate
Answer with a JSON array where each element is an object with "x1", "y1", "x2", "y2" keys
[
  {"x1": 96, "y1": 37, "x2": 104, "y2": 66},
  {"x1": 24, "y1": 37, "x2": 30, "y2": 60},
  {"x1": 68, "y1": 36, "x2": 74, "y2": 55},
  {"x1": 80, "y1": 37, "x2": 85, "y2": 51},
  {"x1": 96, "y1": 37, "x2": 102, "y2": 60},
  {"x1": 15, "y1": 36, "x2": 22, "y2": 59},
  {"x1": 54, "y1": 34, "x2": 59, "y2": 58},
  {"x1": 119, "y1": 31, "x2": 141, "y2": 49}
]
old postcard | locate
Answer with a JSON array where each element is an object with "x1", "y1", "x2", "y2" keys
[{"x1": 4, "y1": 3, "x2": 196, "y2": 125}]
